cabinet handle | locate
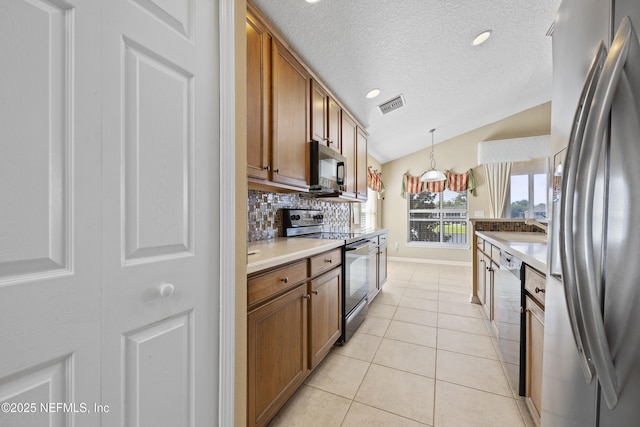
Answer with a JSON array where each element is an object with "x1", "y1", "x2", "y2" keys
[
  {"x1": 274, "y1": 169, "x2": 279, "y2": 174},
  {"x1": 303, "y1": 295, "x2": 311, "y2": 300},
  {"x1": 313, "y1": 290, "x2": 318, "y2": 295},
  {"x1": 324, "y1": 259, "x2": 332, "y2": 263},
  {"x1": 263, "y1": 166, "x2": 271, "y2": 171},
  {"x1": 281, "y1": 277, "x2": 288, "y2": 283},
  {"x1": 535, "y1": 287, "x2": 545, "y2": 294}
]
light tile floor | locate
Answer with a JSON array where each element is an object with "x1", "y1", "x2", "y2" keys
[{"x1": 268, "y1": 260, "x2": 536, "y2": 427}]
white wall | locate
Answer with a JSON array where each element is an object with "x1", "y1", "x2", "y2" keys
[{"x1": 380, "y1": 102, "x2": 551, "y2": 264}]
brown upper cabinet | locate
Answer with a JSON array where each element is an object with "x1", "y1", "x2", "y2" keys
[
  {"x1": 271, "y1": 40, "x2": 310, "y2": 189},
  {"x1": 246, "y1": 2, "x2": 367, "y2": 196},
  {"x1": 341, "y1": 113, "x2": 357, "y2": 199},
  {"x1": 246, "y1": 9, "x2": 271, "y2": 181},
  {"x1": 311, "y1": 79, "x2": 342, "y2": 154},
  {"x1": 356, "y1": 127, "x2": 368, "y2": 200}
]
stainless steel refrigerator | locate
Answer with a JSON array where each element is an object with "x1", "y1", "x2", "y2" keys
[{"x1": 544, "y1": 0, "x2": 640, "y2": 425}]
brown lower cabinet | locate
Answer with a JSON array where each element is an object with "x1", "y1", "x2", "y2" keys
[
  {"x1": 525, "y1": 293, "x2": 545, "y2": 424},
  {"x1": 247, "y1": 249, "x2": 343, "y2": 427}
]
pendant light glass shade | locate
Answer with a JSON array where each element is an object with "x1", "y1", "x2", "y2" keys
[{"x1": 421, "y1": 128, "x2": 446, "y2": 182}]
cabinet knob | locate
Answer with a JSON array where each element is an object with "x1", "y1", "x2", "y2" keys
[
  {"x1": 263, "y1": 166, "x2": 271, "y2": 171},
  {"x1": 281, "y1": 277, "x2": 289, "y2": 284},
  {"x1": 313, "y1": 290, "x2": 318, "y2": 295},
  {"x1": 303, "y1": 295, "x2": 311, "y2": 300},
  {"x1": 159, "y1": 283, "x2": 175, "y2": 298},
  {"x1": 324, "y1": 259, "x2": 332, "y2": 263},
  {"x1": 274, "y1": 169, "x2": 279, "y2": 174},
  {"x1": 535, "y1": 287, "x2": 545, "y2": 294}
]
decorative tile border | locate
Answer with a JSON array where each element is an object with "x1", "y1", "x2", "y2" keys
[{"x1": 247, "y1": 190, "x2": 351, "y2": 241}]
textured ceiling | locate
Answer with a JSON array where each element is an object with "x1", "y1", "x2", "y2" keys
[{"x1": 250, "y1": 0, "x2": 561, "y2": 163}]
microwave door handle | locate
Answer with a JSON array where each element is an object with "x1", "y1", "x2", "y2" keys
[
  {"x1": 574, "y1": 16, "x2": 640, "y2": 410},
  {"x1": 336, "y1": 161, "x2": 345, "y2": 186},
  {"x1": 560, "y1": 42, "x2": 607, "y2": 384}
]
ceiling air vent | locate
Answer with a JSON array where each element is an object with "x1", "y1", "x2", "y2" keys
[{"x1": 377, "y1": 94, "x2": 405, "y2": 115}]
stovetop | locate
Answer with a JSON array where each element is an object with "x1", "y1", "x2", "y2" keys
[{"x1": 281, "y1": 208, "x2": 379, "y2": 244}]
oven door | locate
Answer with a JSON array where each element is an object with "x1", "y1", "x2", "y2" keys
[{"x1": 344, "y1": 239, "x2": 372, "y2": 315}]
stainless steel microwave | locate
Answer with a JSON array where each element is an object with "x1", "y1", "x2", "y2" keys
[{"x1": 309, "y1": 140, "x2": 346, "y2": 196}]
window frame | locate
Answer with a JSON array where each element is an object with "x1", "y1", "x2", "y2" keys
[{"x1": 407, "y1": 190, "x2": 469, "y2": 248}]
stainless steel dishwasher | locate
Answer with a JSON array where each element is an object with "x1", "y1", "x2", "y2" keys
[{"x1": 495, "y1": 250, "x2": 523, "y2": 395}]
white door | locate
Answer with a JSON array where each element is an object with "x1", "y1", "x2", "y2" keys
[
  {"x1": 100, "y1": 0, "x2": 219, "y2": 425},
  {"x1": 0, "y1": 0, "x2": 102, "y2": 426},
  {"x1": 0, "y1": 0, "x2": 220, "y2": 426}
]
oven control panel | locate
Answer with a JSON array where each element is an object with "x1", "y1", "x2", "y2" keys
[{"x1": 283, "y1": 209, "x2": 325, "y2": 228}]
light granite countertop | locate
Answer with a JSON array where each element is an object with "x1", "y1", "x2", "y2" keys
[
  {"x1": 247, "y1": 238, "x2": 344, "y2": 275},
  {"x1": 475, "y1": 231, "x2": 547, "y2": 272}
]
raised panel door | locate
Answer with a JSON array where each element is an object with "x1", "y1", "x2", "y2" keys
[
  {"x1": 271, "y1": 40, "x2": 310, "y2": 189},
  {"x1": 246, "y1": 10, "x2": 271, "y2": 180},
  {"x1": 341, "y1": 113, "x2": 357, "y2": 198},
  {"x1": 356, "y1": 127, "x2": 368, "y2": 200},
  {"x1": 327, "y1": 97, "x2": 342, "y2": 153},
  {"x1": 248, "y1": 284, "x2": 308, "y2": 427},
  {"x1": 101, "y1": 0, "x2": 218, "y2": 424},
  {"x1": 309, "y1": 267, "x2": 342, "y2": 369},
  {"x1": 476, "y1": 249, "x2": 486, "y2": 305},
  {"x1": 0, "y1": 2, "x2": 102, "y2": 426},
  {"x1": 310, "y1": 79, "x2": 327, "y2": 144},
  {"x1": 525, "y1": 295, "x2": 544, "y2": 422}
]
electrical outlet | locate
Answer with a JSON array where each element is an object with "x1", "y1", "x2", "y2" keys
[{"x1": 474, "y1": 210, "x2": 485, "y2": 218}]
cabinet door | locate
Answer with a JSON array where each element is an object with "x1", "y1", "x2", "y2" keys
[
  {"x1": 476, "y1": 249, "x2": 486, "y2": 305},
  {"x1": 341, "y1": 113, "x2": 357, "y2": 198},
  {"x1": 525, "y1": 295, "x2": 544, "y2": 422},
  {"x1": 246, "y1": 11, "x2": 271, "y2": 180},
  {"x1": 310, "y1": 79, "x2": 327, "y2": 144},
  {"x1": 248, "y1": 284, "x2": 308, "y2": 427},
  {"x1": 309, "y1": 267, "x2": 342, "y2": 369},
  {"x1": 272, "y1": 40, "x2": 310, "y2": 189},
  {"x1": 327, "y1": 97, "x2": 341, "y2": 153},
  {"x1": 484, "y1": 256, "x2": 495, "y2": 322},
  {"x1": 378, "y1": 245, "x2": 388, "y2": 287},
  {"x1": 356, "y1": 127, "x2": 368, "y2": 200}
]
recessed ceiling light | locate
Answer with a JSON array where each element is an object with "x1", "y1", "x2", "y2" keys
[
  {"x1": 472, "y1": 30, "x2": 492, "y2": 46},
  {"x1": 366, "y1": 88, "x2": 381, "y2": 99},
  {"x1": 305, "y1": 0, "x2": 321, "y2": 3}
]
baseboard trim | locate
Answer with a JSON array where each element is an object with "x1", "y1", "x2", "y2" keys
[{"x1": 388, "y1": 256, "x2": 472, "y2": 268}]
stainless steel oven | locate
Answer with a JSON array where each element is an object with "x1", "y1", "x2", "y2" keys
[{"x1": 343, "y1": 238, "x2": 374, "y2": 342}]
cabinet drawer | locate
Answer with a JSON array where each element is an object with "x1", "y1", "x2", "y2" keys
[
  {"x1": 490, "y1": 244, "x2": 501, "y2": 265},
  {"x1": 524, "y1": 265, "x2": 546, "y2": 306},
  {"x1": 248, "y1": 260, "x2": 308, "y2": 307},
  {"x1": 477, "y1": 237, "x2": 484, "y2": 251},
  {"x1": 309, "y1": 248, "x2": 342, "y2": 278}
]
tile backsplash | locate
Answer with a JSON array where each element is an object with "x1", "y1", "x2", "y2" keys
[{"x1": 247, "y1": 190, "x2": 352, "y2": 241}]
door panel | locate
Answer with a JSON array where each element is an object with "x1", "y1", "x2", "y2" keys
[
  {"x1": 101, "y1": 0, "x2": 217, "y2": 424},
  {"x1": 122, "y1": 39, "x2": 194, "y2": 263},
  {"x1": 0, "y1": 0, "x2": 102, "y2": 426}
]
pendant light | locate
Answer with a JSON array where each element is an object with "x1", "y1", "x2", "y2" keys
[{"x1": 421, "y1": 128, "x2": 446, "y2": 182}]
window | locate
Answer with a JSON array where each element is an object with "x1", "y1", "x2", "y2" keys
[
  {"x1": 408, "y1": 190, "x2": 467, "y2": 245},
  {"x1": 508, "y1": 159, "x2": 549, "y2": 219}
]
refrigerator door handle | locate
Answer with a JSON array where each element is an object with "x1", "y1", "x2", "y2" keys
[
  {"x1": 559, "y1": 42, "x2": 607, "y2": 384},
  {"x1": 575, "y1": 15, "x2": 639, "y2": 410}
]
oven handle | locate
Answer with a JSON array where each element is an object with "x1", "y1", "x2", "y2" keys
[{"x1": 345, "y1": 241, "x2": 370, "y2": 251}]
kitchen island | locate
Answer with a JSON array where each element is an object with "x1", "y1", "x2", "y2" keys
[{"x1": 473, "y1": 229, "x2": 547, "y2": 425}]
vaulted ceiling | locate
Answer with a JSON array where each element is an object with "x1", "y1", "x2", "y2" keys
[{"x1": 250, "y1": 0, "x2": 561, "y2": 163}]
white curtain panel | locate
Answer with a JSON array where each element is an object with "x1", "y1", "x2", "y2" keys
[{"x1": 483, "y1": 162, "x2": 512, "y2": 217}]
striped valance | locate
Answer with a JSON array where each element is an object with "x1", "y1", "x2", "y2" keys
[{"x1": 401, "y1": 169, "x2": 476, "y2": 198}]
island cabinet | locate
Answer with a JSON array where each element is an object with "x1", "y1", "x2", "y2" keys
[
  {"x1": 523, "y1": 265, "x2": 546, "y2": 424},
  {"x1": 247, "y1": 248, "x2": 342, "y2": 427},
  {"x1": 475, "y1": 237, "x2": 497, "y2": 325}
]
